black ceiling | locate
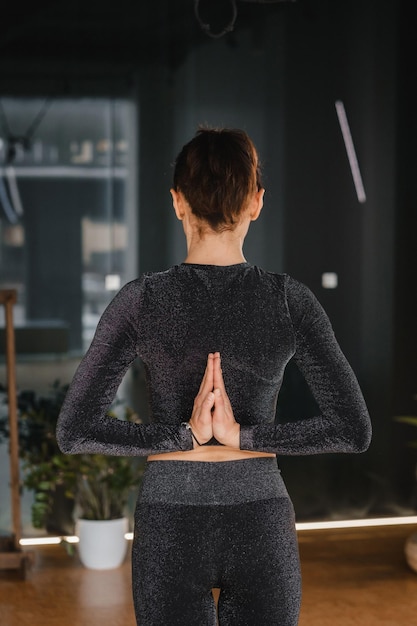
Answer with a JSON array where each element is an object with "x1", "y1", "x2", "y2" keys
[{"x1": 2, "y1": 1, "x2": 303, "y2": 69}]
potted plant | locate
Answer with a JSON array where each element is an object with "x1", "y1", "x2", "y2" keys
[
  {"x1": 73, "y1": 447, "x2": 144, "y2": 569},
  {"x1": 0, "y1": 381, "x2": 75, "y2": 532},
  {"x1": 0, "y1": 381, "x2": 144, "y2": 569}
]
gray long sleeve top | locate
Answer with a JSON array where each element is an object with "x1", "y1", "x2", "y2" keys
[{"x1": 56, "y1": 263, "x2": 372, "y2": 457}]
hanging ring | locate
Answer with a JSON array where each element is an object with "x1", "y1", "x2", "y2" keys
[{"x1": 194, "y1": 0, "x2": 238, "y2": 39}]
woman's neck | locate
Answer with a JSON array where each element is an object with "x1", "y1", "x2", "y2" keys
[
  {"x1": 172, "y1": 187, "x2": 264, "y2": 266},
  {"x1": 183, "y1": 226, "x2": 248, "y2": 266}
]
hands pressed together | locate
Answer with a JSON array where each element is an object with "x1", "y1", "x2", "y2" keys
[{"x1": 188, "y1": 352, "x2": 240, "y2": 449}]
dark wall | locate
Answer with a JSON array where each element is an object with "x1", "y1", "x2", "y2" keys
[
  {"x1": 2, "y1": 0, "x2": 416, "y2": 520},
  {"x1": 136, "y1": 0, "x2": 411, "y2": 519},
  {"x1": 392, "y1": 0, "x2": 417, "y2": 507},
  {"x1": 274, "y1": 0, "x2": 401, "y2": 518}
]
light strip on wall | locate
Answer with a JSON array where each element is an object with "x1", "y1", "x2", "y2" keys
[
  {"x1": 296, "y1": 515, "x2": 417, "y2": 531},
  {"x1": 18, "y1": 516, "x2": 417, "y2": 546},
  {"x1": 335, "y1": 100, "x2": 367, "y2": 203},
  {"x1": 20, "y1": 536, "x2": 79, "y2": 546}
]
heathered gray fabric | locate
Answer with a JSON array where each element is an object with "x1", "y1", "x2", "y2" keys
[
  {"x1": 133, "y1": 458, "x2": 301, "y2": 625},
  {"x1": 56, "y1": 262, "x2": 371, "y2": 625},
  {"x1": 56, "y1": 263, "x2": 371, "y2": 457},
  {"x1": 139, "y1": 457, "x2": 289, "y2": 505}
]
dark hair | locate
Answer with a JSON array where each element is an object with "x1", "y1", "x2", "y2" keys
[{"x1": 173, "y1": 127, "x2": 263, "y2": 231}]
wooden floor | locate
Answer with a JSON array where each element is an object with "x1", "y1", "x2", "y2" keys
[{"x1": 1, "y1": 524, "x2": 417, "y2": 625}]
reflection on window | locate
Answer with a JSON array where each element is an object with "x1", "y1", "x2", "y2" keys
[{"x1": 0, "y1": 98, "x2": 136, "y2": 353}]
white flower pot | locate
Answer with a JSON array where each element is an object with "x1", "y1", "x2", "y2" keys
[{"x1": 76, "y1": 517, "x2": 129, "y2": 570}]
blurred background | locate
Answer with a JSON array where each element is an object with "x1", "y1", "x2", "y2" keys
[{"x1": 0, "y1": 0, "x2": 416, "y2": 533}]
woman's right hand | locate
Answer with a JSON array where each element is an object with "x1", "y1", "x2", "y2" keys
[
  {"x1": 210, "y1": 353, "x2": 240, "y2": 448},
  {"x1": 188, "y1": 353, "x2": 216, "y2": 446}
]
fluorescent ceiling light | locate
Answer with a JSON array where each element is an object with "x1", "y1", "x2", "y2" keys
[{"x1": 335, "y1": 100, "x2": 367, "y2": 204}]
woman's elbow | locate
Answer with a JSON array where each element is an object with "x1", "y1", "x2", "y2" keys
[
  {"x1": 56, "y1": 421, "x2": 80, "y2": 455},
  {"x1": 348, "y1": 418, "x2": 372, "y2": 453}
]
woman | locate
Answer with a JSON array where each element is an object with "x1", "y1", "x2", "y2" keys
[{"x1": 57, "y1": 127, "x2": 371, "y2": 625}]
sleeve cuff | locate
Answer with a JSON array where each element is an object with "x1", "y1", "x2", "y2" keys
[
  {"x1": 239, "y1": 425, "x2": 254, "y2": 451},
  {"x1": 178, "y1": 424, "x2": 194, "y2": 451}
]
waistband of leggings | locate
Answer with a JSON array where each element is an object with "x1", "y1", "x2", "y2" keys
[{"x1": 138, "y1": 457, "x2": 290, "y2": 506}]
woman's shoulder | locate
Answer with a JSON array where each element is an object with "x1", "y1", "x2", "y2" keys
[
  {"x1": 281, "y1": 273, "x2": 322, "y2": 308},
  {"x1": 251, "y1": 269, "x2": 326, "y2": 324},
  {"x1": 280, "y1": 274, "x2": 332, "y2": 335},
  {"x1": 118, "y1": 269, "x2": 174, "y2": 293},
  {"x1": 247, "y1": 265, "x2": 291, "y2": 292}
]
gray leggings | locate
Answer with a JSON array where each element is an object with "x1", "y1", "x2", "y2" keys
[{"x1": 132, "y1": 458, "x2": 301, "y2": 625}]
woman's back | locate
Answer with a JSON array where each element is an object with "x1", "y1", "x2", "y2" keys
[{"x1": 138, "y1": 263, "x2": 293, "y2": 428}]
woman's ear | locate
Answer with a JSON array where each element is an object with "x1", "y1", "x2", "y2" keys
[
  {"x1": 170, "y1": 189, "x2": 184, "y2": 221},
  {"x1": 250, "y1": 188, "x2": 265, "y2": 221}
]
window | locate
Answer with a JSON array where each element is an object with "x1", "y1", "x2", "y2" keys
[{"x1": 0, "y1": 97, "x2": 137, "y2": 353}]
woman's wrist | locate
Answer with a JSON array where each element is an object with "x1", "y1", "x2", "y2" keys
[
  {"x1": 213, "y1": 423, "x2": 240, "y2": 449},
  {"x1": 181, "y1": 422, "x2": 206, "y2": 448}
]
